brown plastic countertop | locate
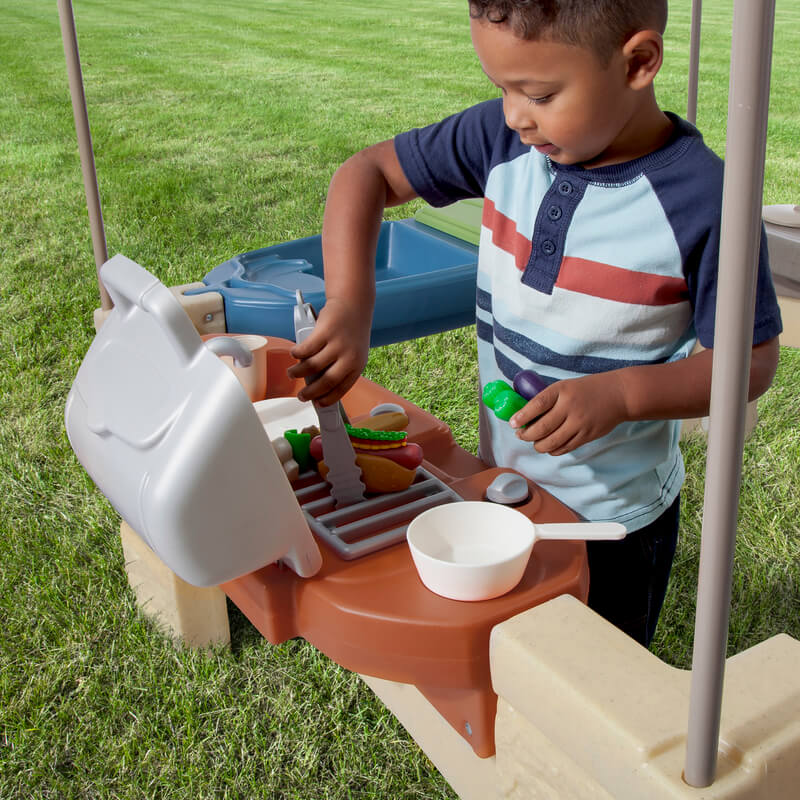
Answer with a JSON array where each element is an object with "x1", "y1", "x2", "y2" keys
[{"x1": 222, "y1": 339, "x2": 588, "y2": 757}]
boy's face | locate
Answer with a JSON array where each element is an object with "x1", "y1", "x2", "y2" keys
[{"x1": 471, "y1": 19, "x2": 639, "y2": 168}]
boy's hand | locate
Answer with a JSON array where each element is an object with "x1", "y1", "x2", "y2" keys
[
  {"x1": 507, "y1": 337, "x2": 779, "y2": 456},
  {"x1": 509, "y1": 372, "x2": 628, "y2": 456},
  {"x1": 288, "y1": 297, "x2": 371, "y2": 406}
]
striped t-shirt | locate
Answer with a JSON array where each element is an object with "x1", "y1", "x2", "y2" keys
[{"x1": 395, "y1": 99, "x2": 782, "y2": 530}]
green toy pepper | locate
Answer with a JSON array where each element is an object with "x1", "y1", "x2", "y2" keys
[
  {"x1": 482, "y1": 379, "x2": 528, "y2": 421},
  {"x1": 284, "y1": 429, "x2": 313, "y2": 472}
]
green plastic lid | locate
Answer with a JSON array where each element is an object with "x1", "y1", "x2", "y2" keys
[{"x1": 414, "y1": 198, "x2": 483, "y2": 246}]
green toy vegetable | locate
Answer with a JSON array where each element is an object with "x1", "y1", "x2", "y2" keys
[
  {"x1": 284, "y1": 429, "x2": 313, "y2": 472},
  {"x1": 493, "y1": 391, "x2": 527, "y2": 421},
  {"x1": 344, "y1": 425, "x2": 406, "y2": 442},
  {"x1": 482, "y1": 379, "x2": 527, "y2": 421},
  {"x1": 482, "y1": 379, "x2": 513, "y2": 408}
]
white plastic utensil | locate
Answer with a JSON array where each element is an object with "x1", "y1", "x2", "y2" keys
[
  {"x1": 293, "y1": 290, "x2": 365, "y2": 507},
  {"x1": 533, "y1": 521, "x2": 627, "y2": 541},
  {"x1": 407, "y1": 501, "x2": 626, "y2": 601}
]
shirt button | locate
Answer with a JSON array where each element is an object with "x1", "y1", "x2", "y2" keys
[
  {"x1": 541, "y1": 239, "x2": 556, "y2": 256},
  {"x1": 558, "y1": 180, "x2": 573, "y2": 195},
  {"x1": 548, "y1": 205, "x2": 562, "y2": 220}
]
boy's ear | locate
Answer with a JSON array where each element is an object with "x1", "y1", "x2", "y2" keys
[{"x1": 622, "y1": 30, "x2": 663, "y2": 89}]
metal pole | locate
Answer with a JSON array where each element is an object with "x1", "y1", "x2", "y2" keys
[
  {"x1": 687, "y1": 0, "x2": 702, "y2": 124},
  {"x1": 684, "y1": 0, "x2": 775, "y2": 787},
  {"x1": 57, "y1": 0, "x2": 112, "y2": 310}
]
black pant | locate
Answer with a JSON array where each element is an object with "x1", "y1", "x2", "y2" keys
[{"x1": 586, "y1": 495, "x2": 680, "y2": 648}]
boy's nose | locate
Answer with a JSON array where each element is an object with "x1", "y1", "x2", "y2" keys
[{"x1": 503, "y1": 93, "x2": 536, "y2": 133}]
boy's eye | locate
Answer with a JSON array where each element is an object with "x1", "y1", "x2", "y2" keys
[{"x1": 527, "y1": 94, "x2": 552, "y2": 105}]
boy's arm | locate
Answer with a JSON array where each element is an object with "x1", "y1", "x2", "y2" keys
[
  {"x1": 510, "y1": 337, "x2": 780, "y2": 456},
  {"x1": 288, "y1": 139, "x2": 418, "y2": 405}
]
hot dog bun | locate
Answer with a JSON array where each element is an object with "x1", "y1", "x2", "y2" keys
[{"x1": 310, "y1": 424, "x2": 423, "y2": 493}]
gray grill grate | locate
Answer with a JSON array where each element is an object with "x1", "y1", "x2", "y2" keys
[{"x1": 294, "y1": 466, "x2": 462, "y2": 560}]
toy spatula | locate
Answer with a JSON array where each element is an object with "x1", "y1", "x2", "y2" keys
[{"x1": 293, "y1": 291, "x2": 366, "y2": 507}]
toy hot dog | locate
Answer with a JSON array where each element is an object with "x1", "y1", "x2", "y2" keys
[{"x1": 310, "y1": 425, "x2": 424, "y2": 494}]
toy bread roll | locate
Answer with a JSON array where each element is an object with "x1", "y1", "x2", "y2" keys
[
  {"x1": 318, "y1": 453, "x2": 417, "y2": 494},
  {"x1": 351, "y1": 410, "x2": 410, "y2": 432},
  {"x1": 310, "y1": 425, "x2": 423, "y2": 493}
]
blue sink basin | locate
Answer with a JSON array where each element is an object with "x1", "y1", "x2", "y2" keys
[{"x1": 191, "y1": 218, "x2": 478, "y2": 346}]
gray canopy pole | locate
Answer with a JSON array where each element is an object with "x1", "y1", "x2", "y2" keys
[
  {"x1": 686, "y1": 0, "x2": 702, "y2": 125},
  {"x1": 57, "y1": 0, "x2": 112, "y2": 310},
  {"x1": 684, "y1": 0, "x2": 775, "y2": 788}
]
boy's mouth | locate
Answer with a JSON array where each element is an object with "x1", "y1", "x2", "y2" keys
[{"x1": 532, "y1": 142, "x2": 557, "y2": 155}]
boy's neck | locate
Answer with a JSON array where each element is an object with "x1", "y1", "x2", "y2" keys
[{"x1": 581, "y1": 93, "x2": 674, "y2": 170}]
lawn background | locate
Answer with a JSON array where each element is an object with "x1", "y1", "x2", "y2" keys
[{"x1": 1, "y1": 1, "x2": 798, "y2": 798}]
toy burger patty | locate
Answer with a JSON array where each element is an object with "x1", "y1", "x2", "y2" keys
[{"x1": 310, "y1": 425, "x2": 424, "y2": 493}]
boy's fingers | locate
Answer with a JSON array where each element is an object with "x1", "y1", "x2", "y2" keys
[
  {"x1": 533, "y1": 428, "x2": 567, "y2": 454},
  {"x1": 288, "y1": 354, "x2": 324, "y2": 379},
  {"x1": 288, "y1": 337, "x2": 338, "y2": 379},
  {"x1": 515, "y1": 401, "x2": 565, "y2": 444},
  {"x1": 298, "y1": 373, "x2": 354, "y2": 406},
  {"x1": 516, "y1": 422, "x2": 541, "y2": 442},
  {"x1": 509, "y1": 406, "x2": 534, "y2": 429},
  {"x1": 509, "y1": 392, "x2": 552, "y2": 429},
  {"x1": 312, "y1": 372, "x2": 360, "y2": 407},
  {"x1": 296, "y1": 368, "x2": 334, "y2": 401},
  {"x1": 289, "y1": 335, "x2": 322, "y2": 363},
  {"x1": 532, "y1": 413, "x2": 582, "y2": 454},
  {"x1": 296, "y1": 355, "x2": 353, "y2": 402},
  {"x1": 542, "y1": 430, "x2": 582, "y2": 456}
]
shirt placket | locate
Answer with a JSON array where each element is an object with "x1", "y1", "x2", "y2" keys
[{"x1": 521, "y1": 172, "x2": 587, "y2": 293}]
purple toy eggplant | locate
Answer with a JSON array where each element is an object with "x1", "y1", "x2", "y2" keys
[{"x1": 513, "y1": 369, "x2": 548, "y2": 400}]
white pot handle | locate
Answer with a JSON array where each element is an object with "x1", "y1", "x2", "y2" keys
[{"x1": 533, "y1": 522, "x2": 627, "y2": 541}]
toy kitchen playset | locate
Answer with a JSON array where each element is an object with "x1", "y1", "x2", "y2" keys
[
  {"x1": 56, "y1": 0, "x2": 800, "y2": 792},
  {"x1": 65, "y1": 253, "x2": 625, "y2": 759}
]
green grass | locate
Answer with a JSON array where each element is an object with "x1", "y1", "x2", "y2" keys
[{"x1": 1, "y1": 1, "x2": 798, "y2": 797}]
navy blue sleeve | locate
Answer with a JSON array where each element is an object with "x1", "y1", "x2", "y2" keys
[
  {"x1": 649, "y1": 124, "x2": 782, "y2": 347},
  {"x1": 394, "y1": 98, "x2": 514, "y2": 207},
  {"x1": 690, "y1": 213, "x2": 783, "y2": 348}
]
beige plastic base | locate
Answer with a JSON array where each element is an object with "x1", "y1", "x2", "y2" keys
[
  {"x1": 94, "y1": 282, "x2": 225, "y2": 335},
  {"x1": 120, "y1": 522, "x2": 230, "y2": 648},
  {"x1": 490, "y1": 595, "x2": 800, "y2": 800},
  {"x1": 364, "y1": 595, "x2": 800, "y2": 800},
  {"x1": 120, "y1": 524, "x2": 800, "y2": 799},
  {"x1": 360, "y1": 675, "x2": 499, "y2": 800},
  {"x1": 764, "y1": 216, "x2": 800, "y2": 348},
  {"x1": 168, "y1": 283, "x2": 226, "y2": 335},
  {"x1": 777, "y1": 294, "x2": 800, "y2": 348}
]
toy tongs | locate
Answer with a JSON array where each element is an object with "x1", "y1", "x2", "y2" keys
[{"x1": 293, "y1": 290, "x2": 366, "y2": 508}]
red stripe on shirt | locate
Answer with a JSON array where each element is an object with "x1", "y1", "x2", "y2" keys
[
  {"x1": 482, "y1": 197, "x2": 531, "y2": 270},
  {"x1": 555, "y1": 256, "x2": 690, "y2": 306}
]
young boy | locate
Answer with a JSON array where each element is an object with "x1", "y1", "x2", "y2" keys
[{"x1": 288, "y1": 0, "x2": 782, "y2": 646}]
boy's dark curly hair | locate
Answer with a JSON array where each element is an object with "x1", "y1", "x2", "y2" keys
[{"x1": 468, "y1": 0, "x2": 668, "y2": 64}]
